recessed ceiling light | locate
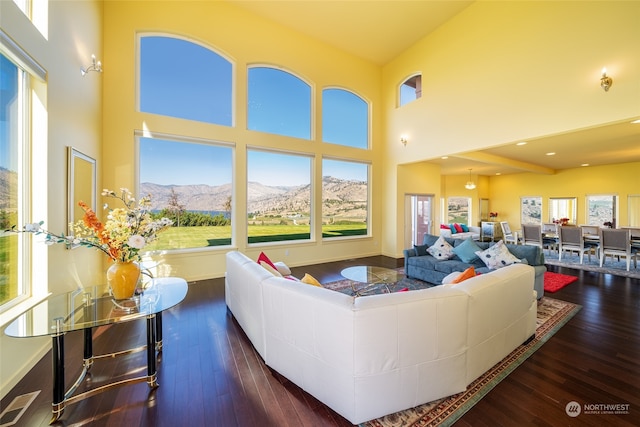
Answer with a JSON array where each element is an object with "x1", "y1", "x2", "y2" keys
[
  {"x1": 495, "y1": 172, "x2": 501, "y2": 175},
  {"x1": 632, "y1": 119, "x2": 640, "y2": 124},
  {"x1": 516, "y1": 141, "x2": 527, "y2": 146},
  {"x1": 581, "y1": 163, "x2": 590, "y2": 167},
  {"x1": 441, "y1": 156, "x2": 448, "y2": 159},
  {"x1": 546, "y1": 152, "x2": 556, "y2": 156}
]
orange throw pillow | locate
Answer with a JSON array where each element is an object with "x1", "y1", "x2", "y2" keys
[{"x1": 451, "y1": 267, "x2": 476, "y2": 284}]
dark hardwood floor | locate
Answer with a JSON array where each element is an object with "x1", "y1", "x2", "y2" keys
[{"x1": 2, "y1": 255, "x2": 639, "y2": 426}]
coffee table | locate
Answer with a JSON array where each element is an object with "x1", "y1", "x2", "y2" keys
[{"x1": 340, "y1": 266, "x2": 402, "y2": 296}]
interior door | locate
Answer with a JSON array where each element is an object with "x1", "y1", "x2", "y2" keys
[{"x1": 405, "y1": 194, "x2": 434, "y2": 248}]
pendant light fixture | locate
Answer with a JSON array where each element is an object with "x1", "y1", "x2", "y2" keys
[{"x1": 465, "y1": 169, "x2": 476, "y2": 190}]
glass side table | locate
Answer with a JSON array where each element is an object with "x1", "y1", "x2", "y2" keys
[{"x1": 4, "y1": 277, "x2": 188, "y2": 424}]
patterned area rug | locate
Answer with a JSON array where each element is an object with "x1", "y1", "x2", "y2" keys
[
  {"x1": 543, "y1": 250, "x2": 640, "y2": 279},
  {"x1": 322, "y1": 274, "x2": 433, "y2": 295},
  {"x1": 355, "y1": 296, "x2": 581, "y2": 427}
]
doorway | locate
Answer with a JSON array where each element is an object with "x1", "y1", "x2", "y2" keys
[{"x1": 404, "y1": 194, "x2": 434, "y2": 248}]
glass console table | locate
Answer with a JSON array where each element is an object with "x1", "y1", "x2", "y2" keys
[{"x1": 4, "y1": 277, "x2": 188, "y2": 423}]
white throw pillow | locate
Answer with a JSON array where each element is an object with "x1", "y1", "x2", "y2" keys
[
  {"x1": 427, "y1": 236, "x2": 455, "y2": 260},
  {"x1": 475, "y1": 240, "x2": 521, "y2": 269},
  {"x1": 442, "y1": 271, "x2": 463, "y2": 285},
  {"x1": 274, "y1": 261, "x2": 291, "y2": 276}
]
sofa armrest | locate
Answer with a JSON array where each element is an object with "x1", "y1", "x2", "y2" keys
[
  {"x1": 403, "y1": 248, "x2": 417, "y2": 275},
  {"x1": 468, "y1": 226, "x2": 481, "y2": 234}
]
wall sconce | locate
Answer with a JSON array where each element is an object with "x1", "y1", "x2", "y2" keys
[
  {"x1": 81, "y1": 54, "x2": 102, "y2": 76},
  {"x1": 400, "y1": 136, "x2": 408, "y2": 147},
  {"x1": 465, "y1": 169, "x2": 476, "y2": 190},
  {"x1": 600, "y1": 67, "x2": 612, "y2": 92}
]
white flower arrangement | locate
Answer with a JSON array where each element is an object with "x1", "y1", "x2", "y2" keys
[{"x1": 13, "y1": 188, "x2": 172, "y2": 263}]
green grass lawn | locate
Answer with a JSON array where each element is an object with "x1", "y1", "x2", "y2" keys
[
  {"x1": 0, "y1": 234, "x2": 19, "y2": 304},
  {"x1": 145, "y1": 223, "x2": 367, "y2": 250},
  {"x1": 0, "y1": 223, "x2": 366, "y2": 304}
]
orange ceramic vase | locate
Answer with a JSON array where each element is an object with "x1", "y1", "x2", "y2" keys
[{"x1": 106, "y1": 261, "x2": 141, "y2": 300}]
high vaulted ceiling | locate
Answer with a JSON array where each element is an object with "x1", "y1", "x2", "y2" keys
[
  {"x1": 228, "y1": 0, "x2": 474, "y2": 65},
  {"x1": 228, "y1": 1, "x2": 640, "y2": 176}
]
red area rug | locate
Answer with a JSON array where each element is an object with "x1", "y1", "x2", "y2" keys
[{"x1": 544, "y1": 271, "x2": 578, "y2": 292}]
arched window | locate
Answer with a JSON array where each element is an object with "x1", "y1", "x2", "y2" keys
[
  {"x1": 139, "y1": 35, "x2": 233, "y2": 126},
  {"x1": 322, "y1": 88, "x2": 369, "y2": 149},
  {"x1": 247, "y1": 66, "x2": 311, "y2": 140},
  {"x1": 399, "y1": 74, "x2": 422, "y2": 106}
]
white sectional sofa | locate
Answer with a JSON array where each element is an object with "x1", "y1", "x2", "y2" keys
[{"x1": 225, "y1": 251, "x2": 537, "y2": 424}]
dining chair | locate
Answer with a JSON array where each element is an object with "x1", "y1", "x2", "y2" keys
[
  {"x1": 522, "y1": 224, "x2": 555, "y2": 254},
  {"x1": 599, "y1": 228, "x2": 637, "y2": 271},
  {"x1": 499, "y1": 221, "x2": 519, "y2": 245},
  {"x1": 558, "y1": 226, "x2": 596, "y2": 264}
]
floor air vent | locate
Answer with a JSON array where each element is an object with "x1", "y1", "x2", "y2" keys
[{"x1": 0, "y1": 390, "x2": 40, "y2": 427}]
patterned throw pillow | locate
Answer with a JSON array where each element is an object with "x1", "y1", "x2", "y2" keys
[
  {"x1": 427, "y1": 236, "x2": 455, "y2": 260},
  {"x1": 475, "y1": 240, "x2": 521, "y2": 269}
]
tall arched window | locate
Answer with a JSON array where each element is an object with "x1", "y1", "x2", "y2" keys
[
  {"x1": 247, "y1": 66, "x2": 311, "y2": 140},
  {"x1": 139, "y1": 35, "x2": 233, "y2": 126},
  {"x1": 322, "y1": 88, "x2": 369, "y2": 149}
]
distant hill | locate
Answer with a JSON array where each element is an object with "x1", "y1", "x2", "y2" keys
[{"x1": 140, "y1": 176, "x2": 367, "y2": 218}]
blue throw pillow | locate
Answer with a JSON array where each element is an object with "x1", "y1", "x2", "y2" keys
[
  {"x1": 461, "y1": 224, "x2": 469, "y2": 232},
  {"x1": 453, "y1": 237, "x2": 482, "y2": 263},
  {"x1": 449, "y1": 224, "x2": 457, "y2": 234}
]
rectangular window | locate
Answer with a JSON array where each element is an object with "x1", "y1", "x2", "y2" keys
[
  {"x1": 0, "y1": 53, "x2": 28, "y2": 307},
  {"x1": 447, "y1": 197, "x2": 470, "y2": 225},
  {"x1": 137, "y1": 135, "x2": 233, "y2": 250},
  {"x1": 247, "y1": 150, "x2": 312, "y2": 243},
  {"x1": 587, "y1": 195, "x2": 618, "y2": 227},
  {"x1": 322, "y1": 159, "x2": 369, "y2": 238}
]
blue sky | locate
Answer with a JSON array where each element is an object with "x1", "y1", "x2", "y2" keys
[
  {"x1": 0, "y1": 54, "x2": 18, "y2": 171},
  {"x1": 139, "y1": 36, "x2": 369, "y2": 188},
  {"x1": 140, "y1": 137, "x2": 232, "y2": 186}
]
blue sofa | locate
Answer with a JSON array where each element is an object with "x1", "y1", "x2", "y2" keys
[{"x1": 404, "y1": 234, "x2": 546, "y2": 299}]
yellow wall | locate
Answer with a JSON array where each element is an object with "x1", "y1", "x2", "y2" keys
[
  {"x1": 382, "y1": 0, "x2": 640, "y2": 256},
  {"x1": 102, "y1": 1, "x2": 384, "y2": 280},
  {"x1": 0, "y1": 0, "x2": 103, "y2": 397},
  {"x1": 488, "y1": 162, "x2": 640, "y2": 230}
]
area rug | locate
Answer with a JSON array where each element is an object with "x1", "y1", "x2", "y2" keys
[
  {"x1": 544, "y1": 250, "x2": 640, "y2": 280},
  {"x1": 543, "y1": 271, "x2": 578, "y2": 292},
  {"x1": 357, "y1": 296, "x2": 581, "y2": 427}
]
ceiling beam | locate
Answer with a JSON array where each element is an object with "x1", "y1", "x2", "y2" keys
[{"x1": 455, "y1": 152, "x2": 556, "y2": 175}]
